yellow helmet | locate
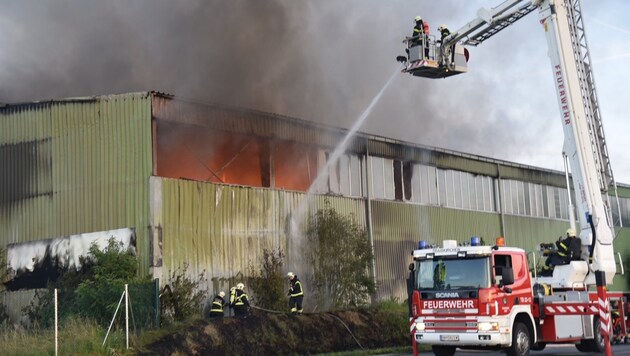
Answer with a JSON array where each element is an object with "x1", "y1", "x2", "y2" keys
[{"x1": 566, "y1": 228, "x2": 577, "y2": 237}]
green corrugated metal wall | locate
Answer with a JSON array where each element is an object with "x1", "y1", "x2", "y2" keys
[
  {"x1": 0, "y1": 93, "x2": 153, "y2": 276},
  {"x1": 502, "y1": 215, "x2": 570, "y2": 250},
  {"x1": 612, "y1": 229, "x2": 630, "y2": 291},
  {"x1": 2, "y1": 92, "x2": 630, "y2": 303},
  {"x1": 371, "y1": 201, "x2": 502, "y2": 300},
  {"x1": 154, "y1": 177, "x2": 366, "y2": 295}
]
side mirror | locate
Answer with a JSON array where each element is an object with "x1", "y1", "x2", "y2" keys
[{"x1": 501, "y1": 267, "x2": 515, "y2": 286}]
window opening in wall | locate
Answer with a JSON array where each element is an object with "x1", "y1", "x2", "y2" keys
[
  {"x1": 403, "y1": 161, "x2": 413, "y2": 201},
  {"x1": 394, "y1": 160, "x2": 403, "y2": 201}
]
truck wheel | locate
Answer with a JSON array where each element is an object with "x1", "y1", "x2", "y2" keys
[
  {"x1": 585, "y1": 317, "x2": 606, "y2": 353},
  {"x1": 431, "y1": 345, "x2": 456, "y2": 356},
  {"x1": 530, "y1": 342, "x2": 546, "y2": 351},
  {"x1": 507, "y1": 322, "x2": 531, "y2": 356},
  {"x1": 575, "y1": 341, "x2": 590, "y2": 352}
]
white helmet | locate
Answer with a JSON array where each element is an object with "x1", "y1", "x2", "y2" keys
[
  {"x1": 414, "y1": 15, "x2": 422, "y2": 22},
  {"x1": 236, "y1": 282, "x2": 245, "y2": 290},
  {"x1": 438, "y1": 24, "x2": 446, "y2": 31},
  {"x1": 566, "y1": 228, "x2": 577, "y2": 237},
  {"x1": 218, "y1": 291, "x2": 225, "y2": 298},
  {"x1": 287, "y1": 272, "x2": 294, "y2": 278}
]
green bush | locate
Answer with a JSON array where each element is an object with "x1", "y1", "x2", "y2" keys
[
  {"x1": 307, "y1": 200, "x2": 375, "y2": 309},
  {"x1": 248, "y1": 248, "x2": 286, "y2": 311},
  {"x1": 160, "y1": 263, "x2": 206, "y2": 324},
  {"x1": 23, "y1": 237, "x2": 150, "y2": 328}
]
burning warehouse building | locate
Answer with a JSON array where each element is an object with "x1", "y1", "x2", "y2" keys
[{"x1": 2, "y1": 91, "x2": 630, "y2": 316}]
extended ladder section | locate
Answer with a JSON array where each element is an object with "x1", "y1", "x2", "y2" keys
[
  {"x1": 539, "y1": 0, "x2": 616, "y2": 285},
  {"x1": 563, "y1": 0, "x2": 619, "y2": 210},
  {"x1": 462, "y1": 2, "x2": 538, "y2": 46}
]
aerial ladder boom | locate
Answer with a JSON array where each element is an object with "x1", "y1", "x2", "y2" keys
[
  {"x1": 402, "y1": 0, "x2": 619, "y2": 286},
  {"x1": 538, "y1": 0, "x2": 616, "y2": 285}
]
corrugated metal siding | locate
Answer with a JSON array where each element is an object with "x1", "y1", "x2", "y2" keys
[
  {"x1": 155, "y1": 177, "x2": 366, "y2": 296},
  {"x1": 502, "y1": 215, "x2": 569, "y2": 251},
  {"x1": 371, "y1": 200, "x2": 502, "y2": 301},
  {"x1": 611, "y1": 228, "x2": 630, "y2": 291},
  {"x1": 498, "y1": 165, "x2": 567, "y2": 187},
  {"x1": 370, "y1": 201, "x2": 580, "y2": 301},
  {"x1": 615, "y1": 185, "x2": 630, "y2": 199},
  {"x1": 0, "y1": 289, "x2": 40, "y2": 324},
  {"x1": 0, "y1": 93, "x2": 153, "y2": 276}
]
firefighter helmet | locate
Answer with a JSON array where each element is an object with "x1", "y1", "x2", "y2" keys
[
  {"x1": 236, "y1": 282, "x2": 245, "y2": 290},
  {"x1": 218, "y1": 291, "x2": 225, "y2": 298},
  {"x1": 414, "y1": 15, "x2": 422, "y2": 22},
  {"x1": 438, "y1": 24, "x2": 447, "y2": 31},
  {"x1": 566, "y1": 228, "x2": 577, "y2": 237},
  {"x1": 287, "y1": 272, "x2": 294, "y2": 278}
]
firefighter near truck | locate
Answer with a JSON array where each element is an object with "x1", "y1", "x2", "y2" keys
[{"x1": 400, "y1": 0, "x2": 627, "y2": 355}]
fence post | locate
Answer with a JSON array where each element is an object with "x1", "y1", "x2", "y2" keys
[
  {"x1": 54, "y1": 288, "x2": 58, "y2": 356},
  {"x1": 154, "y1": 278, "x2": 160, "y2": 327},
  {"x1": 125, "y1": 284, "x2": 129, "y2": 349}
]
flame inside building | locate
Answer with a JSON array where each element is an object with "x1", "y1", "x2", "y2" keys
[{"x1": 156, "y1": 121, "x2": 320, "y2": 192}]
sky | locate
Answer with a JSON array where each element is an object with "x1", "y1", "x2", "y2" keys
[{"x1": 1, "y1": 0, "x2": 629, "y2": 183}]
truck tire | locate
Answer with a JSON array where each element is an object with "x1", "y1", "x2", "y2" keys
[
  {"x1": 585, "y1": 317, "x2": 606, "y2": 353},
  {"x1": 432, "y1": 345, "x2": 456, "y2": 356},
  {"x1": 575, "y1": 341, "x2": 590, "y2": 352},
  {"x1": 530, "y1": 342, "x2": 546, "y2": 351},
  {"x1": 507, "y1": 322, "x2": 531, "y2": 356}
]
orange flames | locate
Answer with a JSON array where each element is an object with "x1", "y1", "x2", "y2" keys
[{"x1": 156, "y1": 121, "x2": 319, "y2": 192}]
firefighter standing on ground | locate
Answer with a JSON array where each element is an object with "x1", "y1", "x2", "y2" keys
[
  {"x1": 230, "y1": 283, "x2": 250, "y2": 317},
  {"x1": 209, "y1": 291, "x2": 227, "y2": 318},
  {"x1": 287, "y1": 272, "x2": 304, "y2": 314},
  {"x1": 541, "y1": 228, "x2": 582, "y2": 276}
]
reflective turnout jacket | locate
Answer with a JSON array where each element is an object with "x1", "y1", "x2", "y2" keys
[
  {"x1": 289, "y1": 277, "x2": 304, "y2": 297},
  {"x1": 210, "y1": 295, "x2": 226, "y2": 314},
  {"x1": 231, "y1": 289, "x2": 250, "y2": 307}
]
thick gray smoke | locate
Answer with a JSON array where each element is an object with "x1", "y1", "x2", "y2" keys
[{"x1": 0, "y1": 0, "x2": 623, "y2": 177}]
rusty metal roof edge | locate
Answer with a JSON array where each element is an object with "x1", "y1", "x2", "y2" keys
[{"x1": 1, "y1": 91, "x2": 152, "y2": 109}]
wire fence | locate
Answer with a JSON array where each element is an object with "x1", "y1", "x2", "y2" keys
[{"x1": 0, "y1": 279, "x2": 159, "y2": 331}]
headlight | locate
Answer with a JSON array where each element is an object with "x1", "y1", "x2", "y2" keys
[
  {"x1": 477, "y1": 322, "x2": 499, "y2": 332},
  {"x1": 415, "y1": 322, "x2": 425, "y2": 331}
]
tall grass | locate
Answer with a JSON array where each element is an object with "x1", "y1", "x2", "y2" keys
[{"x1": 0, "y1": 317, "x2": 132, "y2": 355}]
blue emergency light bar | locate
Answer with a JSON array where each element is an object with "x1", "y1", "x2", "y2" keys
[
  {"x1": 418, "y1": 240, "x2": 427, "y2": 249},
  {"x1": 471, "y1": 236, "x2": 481, "y2": 246}
]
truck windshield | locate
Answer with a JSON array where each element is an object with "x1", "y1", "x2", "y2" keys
[{"x1": 417, "y1": 257, "x2": 490, "y2": 290}]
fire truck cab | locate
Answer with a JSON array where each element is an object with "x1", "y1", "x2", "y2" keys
[{"x1": 409, "y1": 238, "x2": 605, "y2": 356}]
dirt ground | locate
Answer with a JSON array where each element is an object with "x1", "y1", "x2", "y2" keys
[{"x1": 140, "y1": 307, "x2": 409, "y2": 355}]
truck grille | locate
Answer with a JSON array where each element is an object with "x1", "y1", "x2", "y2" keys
[{"x1": 424, "y1": 319, "x2": 478, "y2": 333}]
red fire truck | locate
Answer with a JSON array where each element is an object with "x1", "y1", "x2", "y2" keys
[
  {"x1": 407, "y1": 238, "x2": 625, "y2": 355},
  {"x1": 400, "y1": 0, "x2": 625, "y2": 355}
]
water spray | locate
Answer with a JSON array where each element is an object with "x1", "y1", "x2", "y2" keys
[{"x1": 289, "y1": 64, "x2": 403, "y2": 241}]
